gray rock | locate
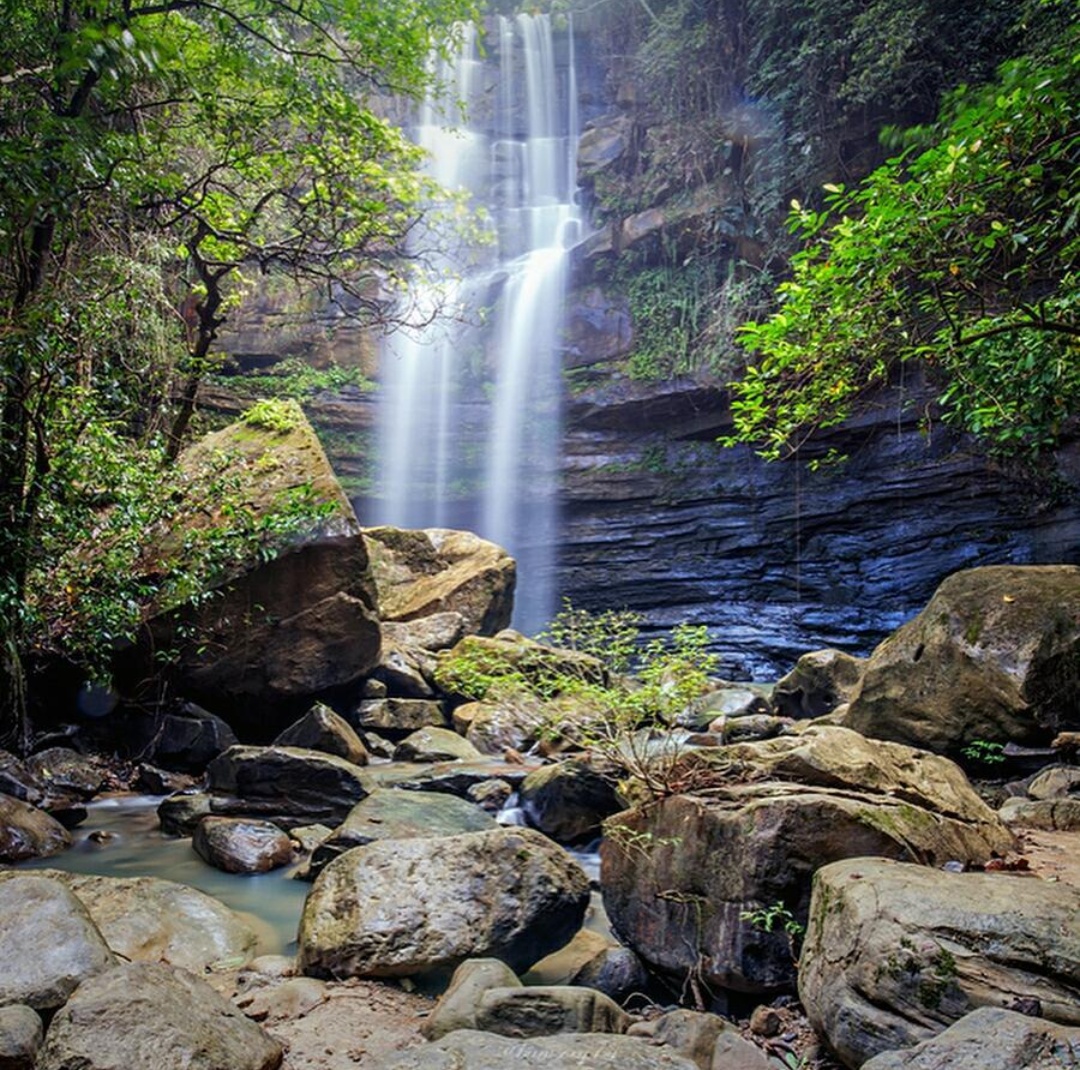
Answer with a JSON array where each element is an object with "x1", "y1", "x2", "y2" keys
[
  {"x1": 379, "y1": 1029, "x2": 700, "y2": 1070},
  {"x1": 1027, "y1": 766, "x2": 1080, "y2": 800},
  {"x1": 298, "y1": 827, "x2": 590, "y2": 979},
  {"x1": 569, "y1": 945, "x2": 651, "y2": 1005},
  {"x1": 357, "y1": 759, "x2": 539, "y2": 798},
  {"x1": 0, "y1": 868, "x2": 259, "y2": 973},
  {"x1": 193, "y1": 816, "x2": 295, "y2": 873},
  {"x1": 363, "y1": 527, "x2": 516, "y2": 637},
  {"x1": 376, "y1": 643, "x2": 437, "y2": 698},
  {"x1": 157, "y1": 791, "x2": 213, "y2": 835},
  {"x1": 0, "y1": 876, "x2": 115, "y2": 1010},
  {"x1": 519, "y1": 760, "x2": 623, "y2": 843},
  {"x1": 134, "y1": 763, "x2": 198, "y2": 795},
  {"x1": 309, "y1": 788, "x2": 497, "y2": 877},
  {"x1": 25, "y1": 747, "x2": 104, "y2": 801},
  {"x1": 999, "y1": 797, "x2": 1080, "y2": 831},
  {"x1": 0, "y1": 793, "x2": 70, "y2": 862},
  {"x1": 773, "y1": 649, "x2": 866, "y2": 720},
  {"x1": 393, "y1": 727, "x2": 483, "y2": 763},
  {"x1": 474, "y1": 985, "x2": 629, "y2": 1037},
  {"x1": 142, "y1": 703, "x2": 238, "y2": 773},
  {"x1": 351, "y1": 698, "x2": 448, "y2": 733},
  {"x1": 422, "y1": 959, "x2": 522, "y2": 1040},
  {"x1": 629, "y1": 1009, "x2": 768, "y2": 1070},
  {"x1": 35, "y1": 962, "x2": 283, "y2": 1070},
  {"x1": 382, "y1": 614, "x2": 467, "y2": 653},
  {"x1": 272, "y1": 703, "x2": 368, "y2": 765},
  {"x1": 207, "y1": 745, "x2": 370, "y2": 825},
  {"x1": 0, "y1": 1005, "x2": 42, "y2": 1070},
  {"x1": 602, "y1": 727, "x2": 1014, "y2": 994},
  {"x1": 799, "y1": 858, "x2": 1080, "y2": 1068},
  {"x1": 466, "y1": 779, "x2": 513, "y2": 812},
  {"x1": 861, "y1": 1007, "x2": 1080, "y2": 1070},
  {"x1": 845, "y1": 566, "x2": 1080, "y2": 753},
  {"x1": 0, "y1": 752, "x2": 44, "y2": 806},
  {"x1": 464, "y1": 699, "x2": 545, "y2": 756}
]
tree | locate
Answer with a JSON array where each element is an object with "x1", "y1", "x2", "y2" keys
[
  {"x1": 728, "y1": 13, "x2": 1080, "y2": 460},
  {"x1": 0, "y1": 0, "x2": 479, "y2": 740}
]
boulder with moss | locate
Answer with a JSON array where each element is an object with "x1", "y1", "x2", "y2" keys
[{"x1": 127, "y1": 401, "x2": 381, "y2": 733}]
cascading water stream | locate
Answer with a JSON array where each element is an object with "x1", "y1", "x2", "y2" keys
[{"x1": 375, "y1": 13, "x2": 580, "y2": 634}]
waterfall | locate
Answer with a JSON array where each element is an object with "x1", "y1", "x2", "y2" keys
[{"x1": 375, "y1": 14, "x2": 580, "y2": 635}]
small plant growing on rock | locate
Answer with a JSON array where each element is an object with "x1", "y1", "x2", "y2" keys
[{"x1": 961, "y1": 739, "x2": 1006, "y2": 766}]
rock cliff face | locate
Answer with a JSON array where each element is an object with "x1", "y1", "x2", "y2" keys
[{"x1": 304, "y1": 385, "x2": 1080, "y2": 681}]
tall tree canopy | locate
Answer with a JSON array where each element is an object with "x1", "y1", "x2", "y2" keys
[
  {"x1": 729, "y1": 9, "x2": 1080, "y2": 459},
  {"x1": 0, "y1": 0, "x2": 479, "y2": 735}
]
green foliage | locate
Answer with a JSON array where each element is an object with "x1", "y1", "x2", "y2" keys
[
  {"x1": 0, "y1": 0, "x2": 479, "y2": 727},
  {"x1": 213, "y1": 358, "x2": 375, "y2": 401},
  {"x1": 241, "y1": 398, "x2": 301, "y2": 434},
  {"x1": 740, "y1": 900, "x2": 805, "y2": 938},
  {"x1": 440, "y1": 605, "x2": 721, "y2": 800},
  {"x1": 960, "y1": 739, "x2": 1007, "y2": 766},
  {"x1": 728, "y1": 21, "x2": 1080, "y2": 459}
]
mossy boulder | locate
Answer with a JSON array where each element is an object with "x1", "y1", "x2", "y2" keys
[
  {"x1": 844, "y1": 566, "x2": 1080, "y2": 754},
  {"x1": 134, "y1": 402, "x2": 381, "y2": 733}
]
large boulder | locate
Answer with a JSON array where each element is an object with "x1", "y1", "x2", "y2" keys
[
  {"x1": 844, "y1": 566, "x2": 1080, "y2": 753},
  {"x1": 799, "y1": 858, "x2": 1080, "y2": 1068},
  {"x1": 0, "y1": 794, "x2": 70, "y2": 862},
  {"x1": 133, "y1": 402, "x2": 381, "y2": 733},
  {"x1": 0, "y1": 868, "x2": 259, "y2": 972},
  {"x1": 207, "y1": 745, "x2": 370, "y2": 826},
  {"x1": 24, "y1": 747, "x2": 105, "y2": 801},
  {"x1": 297, "y1": 827, "x2": 590, "y2": 979},
  {"x1": 0, "y1": 875, "x2": 116, "y2": 1010},
  {"x1": 861, "y1": 1007, "x2": 1080, "y2": 1070},
  {"x1": 364, "y1": 527, "x2": 516, "y2": 637},
  {"x1": 600, "y1": 726, "x2": 1015, "y2": 995},
  {"x1": 35, "y1": 962, "x2": 283, "y2": 1070}
]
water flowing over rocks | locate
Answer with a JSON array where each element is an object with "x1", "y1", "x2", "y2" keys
[
  {"x1": 798, "y1": 857, "x2": 1080, "y2": 1068},
  {"x1": 297, "y1": 827, "x2": 590, "y2": 980},
  {"x1": 35, "y1": 962, "x2": 283, "y2": 1070},
  {"x1": 843, "y1": 565, "x2": 1080, "y2": 754},
  {"x1": 600, "y1": 726, "x2": 1014, "y2": 995}
]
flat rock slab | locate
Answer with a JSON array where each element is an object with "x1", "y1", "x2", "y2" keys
[
  {"x1": 377, "y1": 1029, "x2": 700, "y2": 1070},
  {"x1": 36, "y1": 962, "x2": 283, "y2": 1070}
]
